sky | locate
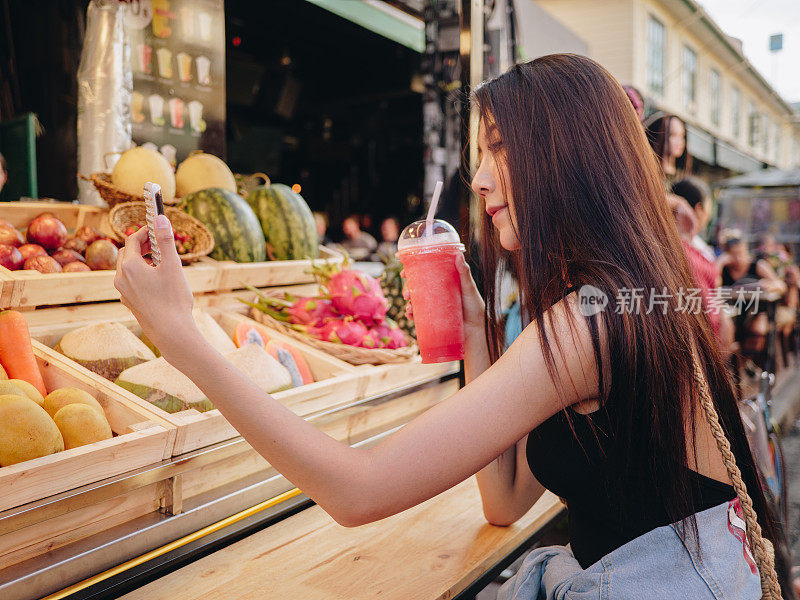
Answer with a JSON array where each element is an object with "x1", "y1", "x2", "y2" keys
[{"x1": 698, "y1": 0, "x2": 800, "y2": 104}]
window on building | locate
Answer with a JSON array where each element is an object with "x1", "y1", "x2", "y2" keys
[
  {"x1": 682, "y1": 46, "x2": 697, "y2": 112},
  {"x1": 775, "y1": 125, "x2": 782, "y2": 163},
  {"x1": 709, "y1": 69, "x2": 720, "y2": 126},
  {"x1": 731, "y1": 86, "x2": 741, "y2": 138},
  {"x1": 748, "y1": 102, "x2": 759, "y2": 147},
  {"x1": 763, "y1": 116, "x2": 770, "y2": 153},
  {"x1": 647, "y1": 16, "x2": 666, "y2": 96}
]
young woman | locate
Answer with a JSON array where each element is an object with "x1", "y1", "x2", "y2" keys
[
  {"x1": 115, "y1": 55, "x2": 777, "y2": 598},
  {"x1": 645, "y1": 112, "x2": 692, "y2": 184}
]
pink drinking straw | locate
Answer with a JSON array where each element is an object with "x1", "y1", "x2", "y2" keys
[{"x1": 425, "y1": 180, "x2": 444, "y2": 239}]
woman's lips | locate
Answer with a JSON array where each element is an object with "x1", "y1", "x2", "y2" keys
[
  {"x1": 490, "y1": 206, "x2": 508, "y2": 224},
  {"x1": 486, "y1": 204, "x2": 507, "y2": 217}
]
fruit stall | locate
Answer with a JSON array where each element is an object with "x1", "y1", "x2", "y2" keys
[{"x1": 0, "y1": 151, "x2": 460, "y2": 599}]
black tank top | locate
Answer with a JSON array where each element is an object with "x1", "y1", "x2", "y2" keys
[
  {"x1": 526, "y1": 404, "x2": 736, "y2": 568},
  {"x1": 721, "y1": 260, "x2": 759, "y2": 287}
]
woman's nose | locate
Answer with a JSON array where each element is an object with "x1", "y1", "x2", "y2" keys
[{"x1": 471, "y1": 169, "x2": 494, "y2": 197}]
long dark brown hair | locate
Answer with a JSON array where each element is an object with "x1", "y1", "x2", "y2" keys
[
  {"x1": 645, "y1": 112, "x2": 693, "y2": 176},
  {"x1": 473, "y1": 54, "x2": 774, "y2": 546}
]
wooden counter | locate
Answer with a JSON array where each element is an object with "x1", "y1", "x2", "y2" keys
[{"x1": 119, "y1": 480, "x2": 563, "y2": 600}]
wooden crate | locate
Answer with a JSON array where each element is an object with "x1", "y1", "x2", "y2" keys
[
  {"x1": 0, "y1": 202, "x2": 344, "y2": 308},
  {"x1": 0, "y1": 202, "x2": 220, "y2": 308},
  {"x1": 28, "y1": 304, "x2": 364, "y2": 456},
  {"x1": 212, "y1": 245, "x2": 345, "y2": 291},
  {"x1": 0, "y1": 341, "x2": 174, "y2": 513}
]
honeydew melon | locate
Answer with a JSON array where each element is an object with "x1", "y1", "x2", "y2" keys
[
  {"x1": 175, "y1": 153, "x2": 236, "y2": 198},
  {"x1": 112, "y1": 146, "x2": 176, "y2": 203},
  {"x1": 55, "y1": 322, "x2": 156, "y2": 381},
  {"x1": 141, "y1": 310, "x2": 236, "y2": 357}
]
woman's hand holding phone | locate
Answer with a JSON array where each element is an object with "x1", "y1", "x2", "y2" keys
[{"x1": 114, "y1": 217, "x2": 200, "y2": 367}]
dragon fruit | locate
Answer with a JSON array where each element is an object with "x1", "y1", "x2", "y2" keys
[
  {"x1": 370, "y1": 320, "x2": 408, "y2": 349},
  {"x1": 307, "y1": 318, "x2": 370, "y2": 346},
  {"x1": 326, "y1": 269, "x2": 389, "y2": 325},
  {"x1": 287, "y1": 297, "x2": 338, "y2": 327}
]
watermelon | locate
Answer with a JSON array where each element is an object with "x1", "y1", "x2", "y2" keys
[
  {"x1": 183, "y1": 188, "x2": 266, "y2": 263},
  {"x1": 245, "y1": 184, "x2": 319, "y2": 261}
]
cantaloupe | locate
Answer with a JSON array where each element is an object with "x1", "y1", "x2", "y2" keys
[
  {"x1": 0, "y1": 394, "x2": 64, "y2": 466},
  {"x1": 53, "y1": 404, "x2": 113, "y2": 449},
  {"x1": 175, "y1": 153, "x2": 236, "y2": 198},
  {"x1": 265, "y1": 341, "x2": 314, "y2": 386},
  {"x1": 43, "y1": 388, "x2": 105, "y2": 418},
  {"x1": 112, "y1": 146, "x2": 176, "y2": 203},
  {"x1": 56, "y1": 323, "x2": 156, "y2": 381}
]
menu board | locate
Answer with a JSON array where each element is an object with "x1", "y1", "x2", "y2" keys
[{"x1": 125, "y1": 0, "x2": 226, "y2": 165}]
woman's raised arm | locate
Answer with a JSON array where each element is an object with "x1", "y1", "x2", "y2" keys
[{"x1": 116, "y1": 221, "x2": 601, "y2": 527}]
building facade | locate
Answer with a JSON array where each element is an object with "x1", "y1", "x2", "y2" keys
[{"x1": 536, "y1": 0, "x2": 800, "y2": 175}]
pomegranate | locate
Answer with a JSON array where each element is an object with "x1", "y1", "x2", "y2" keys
[
  {"x1": 18, "y1": 243, "x2": 47, "y2": 262},
  {"x1": 24, "y1": 255, "x2": 63, "y2": 273},
  {"x1": 0, "y1": 218, "x2": 13, "y2": 229},
  {"x1": 63, "y1": 237, "x2": 88, "y2": 255},
  {"x1": 51, "y1": 249, "x2": 86, "y2": 267},
  {"x1": 85, "y1": 239, "x2": 118, "y2": 270},
  {"x1": 0, "y1": 244, "x2": 24, "y2": 270},
  {"x1": 0, "y1": 225, "x2": 24, "y2": 247},
  {"x1": 26, "y1": 214, "x2": 68, "y2": 250},
  {"x1": 75, "y1": 226, "x2": 102, "y2": 246},
  {"x1": 63, "y1": 261, "x2": 91, "y2": 273}
]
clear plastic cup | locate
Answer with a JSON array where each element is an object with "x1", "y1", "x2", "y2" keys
[{"x1": 397, "y1": 219, "x2": 465, "y2": 363}]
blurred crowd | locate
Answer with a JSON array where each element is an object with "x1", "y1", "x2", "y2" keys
[{"x1": 313, "y1": 211, "x2": 401, "y2": 263}]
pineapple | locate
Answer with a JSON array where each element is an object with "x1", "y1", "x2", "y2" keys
[{"x1": 380, "y1": 259, "x2": 416, "y2": 340}]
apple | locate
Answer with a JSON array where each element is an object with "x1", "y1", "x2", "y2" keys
[
  {"x1": 23, "y1": 255, "x2": 63, "y2": 273},
  {"x1": 18, "y1": 243, "x2": 47, "y2": 262},
  {"x1": 85, "y1": 239, "x2": 118, "y2": 270},
  {"x1": 0, "y1": 225, "x2": 24, "y2": 247},
  {"x1": 51, "y1": 249, "x2": 86, "y2": 267},
  {"x1": 26, "y1": 214, "x2": 68, "y2": 250},
  {"x1": 0, "y1": 244, "x2": 24, "y2": 270},
  {"x1": 63, "y1": 237, "x2": 88, "y2": 255},
  {"x1": 75, "y1": 226, "x2": 102, "y2": 246},
  {"x1": 63, "y1": 261, "x2": 92, "y2": 273}
]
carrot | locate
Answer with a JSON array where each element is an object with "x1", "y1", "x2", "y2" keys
[{"x1": 0, "y1": 311, "x2": 47, "y2": 396}]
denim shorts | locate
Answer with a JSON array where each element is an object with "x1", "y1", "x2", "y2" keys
[{"x1": 496, "y1": 499, "x2": 762, "y2": 600}]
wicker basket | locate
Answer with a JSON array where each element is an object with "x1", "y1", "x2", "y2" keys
[
  {"x1": 250, "y1": 306, "x2": 418, "y2": 366},
  {"x1": 109, "y1": 202, "x2": 214, "y2": 262},
  {"x1": 83, "y1": 173, "x2": 182, "y2": 208}
]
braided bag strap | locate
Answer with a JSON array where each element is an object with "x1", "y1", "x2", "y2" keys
[{"x1": 692, "y1": 359, "x2": 783, "y2": 600}]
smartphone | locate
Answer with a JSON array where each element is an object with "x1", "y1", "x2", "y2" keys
[{"x1": 143, "y1": 182, "x2": 165, "y2": 265}]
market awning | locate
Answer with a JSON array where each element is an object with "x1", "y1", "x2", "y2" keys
[
  {"x1": 715, "y1": 139, "x2": 765, "y2": 174},
  {"x1": 304, "y1": 0, "x2": 425, "y2": 53},
  {"x1": 719, "y1": 167, "x2": 800, "y2": 188}
]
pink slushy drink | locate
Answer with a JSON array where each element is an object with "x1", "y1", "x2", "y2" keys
[{"x1": 397, "y1": 219, "x2": 465, "y2": 363}]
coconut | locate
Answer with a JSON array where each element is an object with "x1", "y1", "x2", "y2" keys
[
  {"x1": 141, "y1": 310, "x2": 236, "y2": 357},
  {"x1": 55, "y1": 322, "x2": 156, "y2": 381},
  {"x1": 112, "y1": 147, "x2": 176, "y2": 203},
  {"x1": 175, "y1": 153, "x2": 236, "y2": 198},
  {"x1": 225, "y1": 344, "x2": 292, "y2": 394},
  {"x1": 115, "y1": 358, "x2": 214, "y2": 413},
  {"x1": 193, "y1": 309, "x2": 237, "y2": 355}
]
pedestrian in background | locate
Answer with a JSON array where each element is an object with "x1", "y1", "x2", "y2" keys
[
  {"x1": 373, "y1": 216, "x2": 400, "y2": 262},
  {"x1": 340, "y1": 214, "x2": 377, "y2": 261},
  {"x1": 645, "y1": 112, "x2": 692, "y2": 185}
]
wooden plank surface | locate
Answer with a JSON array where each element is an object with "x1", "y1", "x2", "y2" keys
[{"x1": 119, "y1": 481, "x2": 563, "y2": 600}]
